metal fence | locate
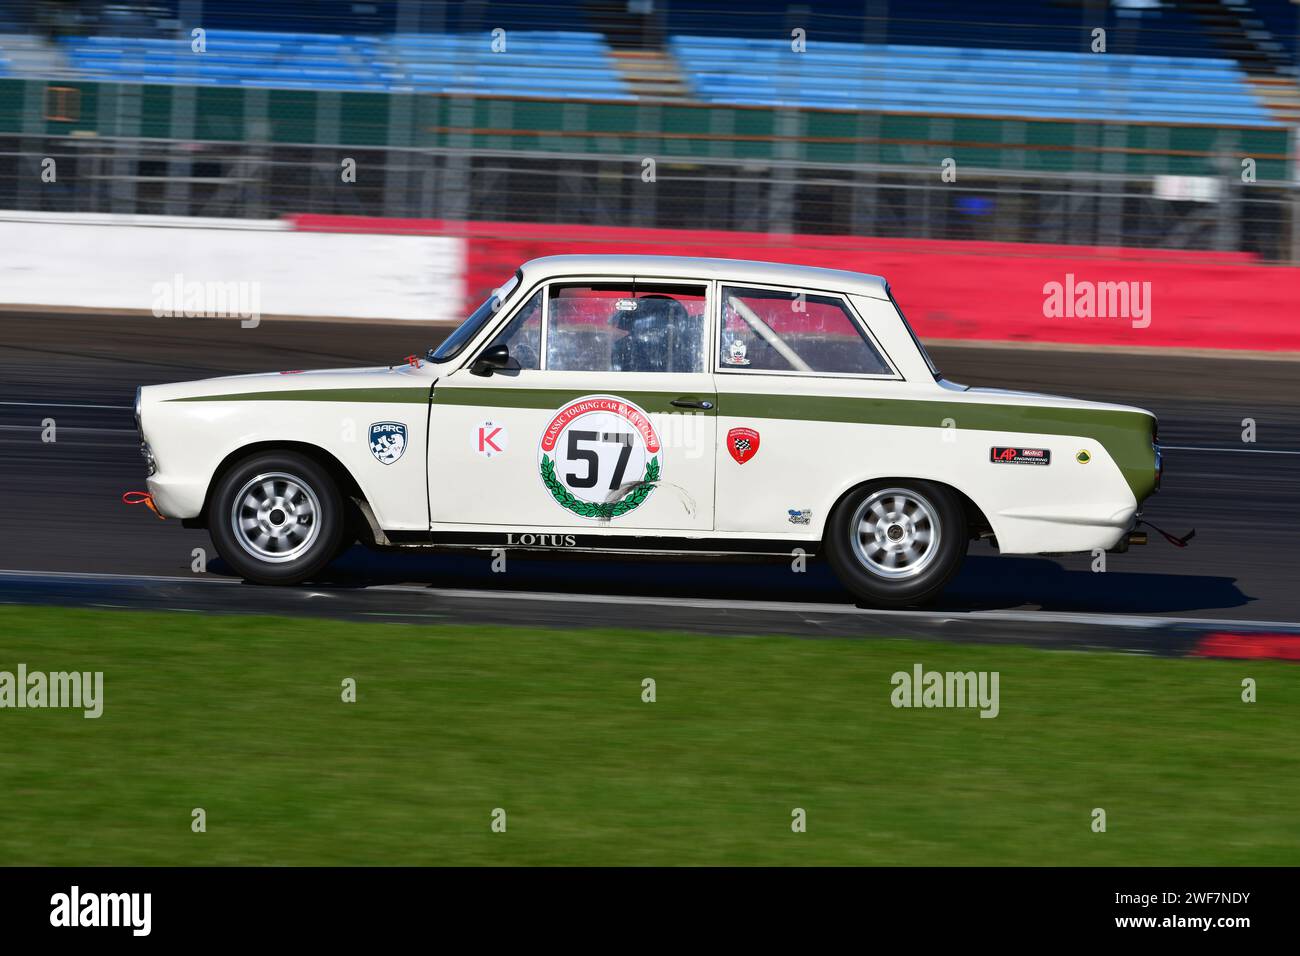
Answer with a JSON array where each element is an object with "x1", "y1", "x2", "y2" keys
[{"x1": 3, "y1": 128, "x2": 1297, "y2": 260}]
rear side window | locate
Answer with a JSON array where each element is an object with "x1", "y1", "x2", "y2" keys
[{"x1": 718, "y1": 286, "x2": 892, "y2": 375}]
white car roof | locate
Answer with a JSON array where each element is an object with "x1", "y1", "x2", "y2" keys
[{"x1": 518, "y1": 254, "x2": 891, "y2": 300}]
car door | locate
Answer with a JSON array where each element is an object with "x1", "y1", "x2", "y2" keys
[
  {"x1": 711, "y1": 281, "x2": 904, "y2": 536},
  {"x1": 427, "y1": 276, "x2": 717, "y2": 533}
]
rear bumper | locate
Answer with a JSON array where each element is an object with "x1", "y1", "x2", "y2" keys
[{"x1": 993, "y1": 503, "x2": 1137, "y2": 554}]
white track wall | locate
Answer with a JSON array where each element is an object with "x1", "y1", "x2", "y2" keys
[{"x1": 0, "y1": 212, "x2": 464, "y2": 321}]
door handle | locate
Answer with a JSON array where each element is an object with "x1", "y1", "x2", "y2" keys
[{"x1": 670, "y1": 398, "x2": 714, "y2": 410}]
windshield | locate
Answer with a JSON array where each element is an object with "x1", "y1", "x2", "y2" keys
[
  {"x1": 430, "y1": 272, "x2": 521, "y2": 362},
  {"x1": 888, "y1": 289, "x2": 941, "y2": 380}
]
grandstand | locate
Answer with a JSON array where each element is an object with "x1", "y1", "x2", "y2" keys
[
  {"x1": 0, "y1": 0, "x2": 1291, "y2": 126},
  {"x1": 0, "y1": 0, "x2": 1295, "y2": 260},
  {"x1": 2, "y1": 26, "x2": 1275, "y2": 127}
]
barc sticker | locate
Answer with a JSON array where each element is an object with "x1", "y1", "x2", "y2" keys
[{"x1": 370, "y1": 422, "x2": 408, "y2": 464}]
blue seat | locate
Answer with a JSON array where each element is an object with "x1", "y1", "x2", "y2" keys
[
  {"x1": 670, "y1": 35, "x2": 1276, "y2": 125},
  {"x1": 58, "y1": 29, "x2": 632, "y2": 98}
]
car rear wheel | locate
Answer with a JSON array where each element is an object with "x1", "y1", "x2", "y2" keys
[
  {"x1": 823, "y1": 480, "x2": 967, "y2": 608},
  {"x1": 209, "y1": 452, "x2": 347, "y2": 584}
]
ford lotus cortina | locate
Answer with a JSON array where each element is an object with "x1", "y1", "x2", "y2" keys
[{"x1": 135, "y1": 255, "x2": 1161, "y2": 606}]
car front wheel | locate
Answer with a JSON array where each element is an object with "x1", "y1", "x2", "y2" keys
[
  {"x1": 209, "y1": 451, "x2": 347, "y2": 584},
  {"x1": 823, "y1": 480, "x2": 967, "y2": 608}
]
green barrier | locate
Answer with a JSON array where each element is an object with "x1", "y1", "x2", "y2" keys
[{"x1": 0, "y1": 78, "x2": 1289, "y2": 180}]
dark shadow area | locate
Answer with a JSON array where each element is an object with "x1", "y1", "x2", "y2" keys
[
  {"x1": 228, "y1": 547, "x2": 851, "y2": 602},
  {"x1": 939, "y1": 556, "x2": 1251, "y2": 615},
  {"x1": 204, "y1": 546, "x2": 1254, "y2": 618}
]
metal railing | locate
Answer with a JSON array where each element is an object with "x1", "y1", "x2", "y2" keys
[{"x1": 1, "y1": 132, "x2": 1296, "y2": 260}]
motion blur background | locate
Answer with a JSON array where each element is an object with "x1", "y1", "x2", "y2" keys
[{"x1": 0, "y1": 0, "x2": 1298, "y2": 346}]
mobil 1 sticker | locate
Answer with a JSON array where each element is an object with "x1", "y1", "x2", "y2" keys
[{"x1": 990, "y1": 446, "x2": 1051, "y2": 466}]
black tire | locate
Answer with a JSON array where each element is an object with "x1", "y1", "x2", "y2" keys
[
  {"x1": 208, "y1": 451, "x2": 347, "y2": 585},
  {"x1": 823, "y1": 479, "x2": 967, "y2": 608}
]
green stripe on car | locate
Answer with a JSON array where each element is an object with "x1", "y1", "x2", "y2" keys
[
  {"x1": 168, "y1": 387, "x2": 431, "y2": 404},
  {"x1": 431, "y1": 387, "x2": 705, "y2": 415},
  {"x1": 172, "y1": 385, "x2": 1156, "y2": 499}
]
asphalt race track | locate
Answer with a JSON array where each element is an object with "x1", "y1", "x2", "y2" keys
[{"x1": 1, "y1": 311, "x2": 1297, "y2": 653}]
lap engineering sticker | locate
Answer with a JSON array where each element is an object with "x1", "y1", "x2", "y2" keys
[
  {"x1": 538, "y1": 395, "x2": 662, "y2": 519},
  {"x1": 990, "y1": 446, "x2": 1051, "y2": 466}
]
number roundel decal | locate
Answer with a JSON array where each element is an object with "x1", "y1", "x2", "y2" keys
[{"x1": 538, "y1": 395, "x2": 662, "y2": 520}]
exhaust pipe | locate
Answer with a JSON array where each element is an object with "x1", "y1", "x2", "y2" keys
[{"x1": 1108, "y1": 531, "x2": 1147, "y2": 554}]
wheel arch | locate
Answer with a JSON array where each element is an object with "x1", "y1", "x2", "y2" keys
[
  {"x1": 824, "y1": 475, "x2": 996, "y2": 544},
  {"x1": 188, "y1": 440, "x2": 370, "y2": 531}
]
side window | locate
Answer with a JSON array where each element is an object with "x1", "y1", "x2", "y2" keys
[
  {"x1": 719, "y1": 286, "x2": 892, "y2": 375},
  {"x1": 547, "y1": 282, "x2": 706, "y2": 373},
  {"x1": 487, "y1": 290, "x2": 542, "y2": 370}
]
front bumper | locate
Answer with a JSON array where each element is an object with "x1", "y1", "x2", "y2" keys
[{"x1": 145, "y1": 472, "x2": 207, "y2": 520}]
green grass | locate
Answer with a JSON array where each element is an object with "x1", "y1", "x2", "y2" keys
[{"x1": 0, "y1": 605, "x2": 1296, "y2": 865}]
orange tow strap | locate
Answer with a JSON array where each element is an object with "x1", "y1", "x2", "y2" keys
[{"x1": 122, "y1": 491, "x2": 166, "y2": 520}]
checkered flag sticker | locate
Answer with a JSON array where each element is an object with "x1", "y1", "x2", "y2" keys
[{"x1": 726, "y1": 427, "x2": 761, "y2": 464}]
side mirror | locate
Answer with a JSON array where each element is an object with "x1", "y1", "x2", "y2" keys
[{"x1": 470, "y1": 343, "x2": 510, "y2": 376}]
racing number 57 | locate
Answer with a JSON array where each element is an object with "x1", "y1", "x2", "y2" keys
[{"x1": 565, "y1": 430, "x2": 633, "y2": 490}]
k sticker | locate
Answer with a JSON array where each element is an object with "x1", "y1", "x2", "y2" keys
[
  {"x1": 476, "y1": 420, "x2": 508, "y2": 458},
  {"x1": 370, "y1": 422, "x2": 408, "y2": 464},
  {"x1": 727, "y1": 427, "x2": 761, "y2": 464}
]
